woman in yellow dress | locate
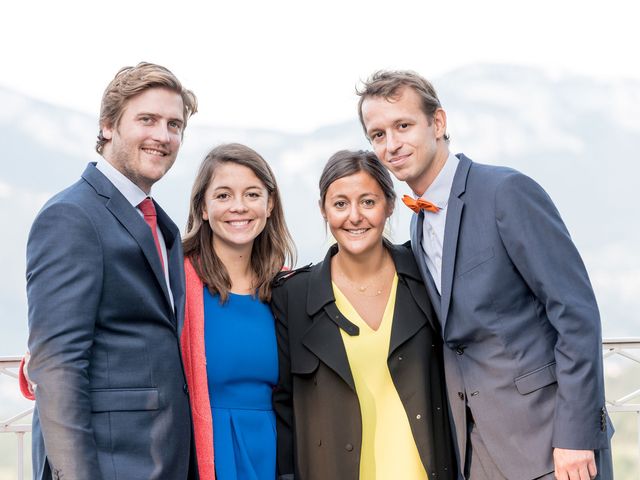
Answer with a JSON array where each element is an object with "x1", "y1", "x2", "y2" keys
[{"x1": 272, "y1": 150, "x2": 456, "y2": 480}]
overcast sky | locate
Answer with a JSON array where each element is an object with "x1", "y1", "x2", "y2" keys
[{"x1": 2, "y1": 0, "x2": 638, "y2": 133}]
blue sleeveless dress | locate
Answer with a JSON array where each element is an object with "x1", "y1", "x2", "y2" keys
[{"x1": 203, "y1": 289, "x2": 278, "y2": 480}]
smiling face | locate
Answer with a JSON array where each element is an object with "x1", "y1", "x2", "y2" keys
[
  {"x1": 101, "y1": 87, "x2": 185, "y2": 193},
  {"x1": 321, "y1": 170, "x2": 393, "y2": 258},
  {"x1": 202, "y1": 162, "x2": 274, "y2": 256},
  {"x1": 361, "y1": 86, "x2": 448, "y2": 195}
]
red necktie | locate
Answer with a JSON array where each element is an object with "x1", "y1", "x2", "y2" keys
[
  {"x1": 402, "y1": 194, "x2": 441, "y2": 213},
  {"x1": 138, "y1": 198, "x2": 165, "y2": 270}
]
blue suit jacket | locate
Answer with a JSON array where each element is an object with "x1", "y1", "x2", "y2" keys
[
  {"x1": 27, "y1": 163, "x2": 193, "y2": 480},
  {"x1": 410, "y1": 154, "x2": 612, "y2": 479}
]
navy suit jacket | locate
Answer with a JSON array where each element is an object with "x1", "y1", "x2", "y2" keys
[
  {"x1": 27, "y1": 163, "x2": 193, "y2": 480},
  {"x1": 410, "y1": 154, "x2": 612, "y2": 479}
]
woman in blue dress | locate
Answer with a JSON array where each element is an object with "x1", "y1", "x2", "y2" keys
[{"x1": 180, "y1": 143, "x2": 296, "y2": 479}]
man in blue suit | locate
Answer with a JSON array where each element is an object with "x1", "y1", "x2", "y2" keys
[
  {"x1": 26, "y1": 62, "x2": 198, "y2": 479},
  {"x1": 358, "y1": 70, "x2": 613, "y2": 480}
]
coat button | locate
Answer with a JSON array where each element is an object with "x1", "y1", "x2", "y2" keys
[
  {"x1": 317, "y1": 439, "x2": 322, "y2": 446},
  {"x1": 455, "y1": 345, "x2": 465, "y2": 355},
  {"x1": 470, "y1": 391, "x2": 479, "y2": 397},
  {"x1": 416, "y1": 414, "x2": 422, "y2": 420},
  {"x1": 458, "y1": 392, "x2": 465, "y2": 400},
  {"x1": 345, "y1": 443, "x2": 353, "y2": 451},
  {"x1": 398, "y1": 355, "x2": 403, "y2": 361},
  {"x1": 183, "y1": 383, "x2": 189, "y2": 394}
]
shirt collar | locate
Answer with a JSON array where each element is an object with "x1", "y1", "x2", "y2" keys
[
  {"x1": 96, "y1": 157, "x2": 150, "y2": 207},
  {"x1": 419, "y1": 152, "x2": 459, "y2": 208}
]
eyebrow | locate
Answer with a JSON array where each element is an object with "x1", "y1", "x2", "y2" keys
[
  {"x1": 136, "y1": 112, "x2": 184, "y2": 124},
  {"x1": 329, "y1": 192, "x2": 381, "y2": 199},
  {"x1": 212, "y1": 184, "x2": 265, "y2": 191}
]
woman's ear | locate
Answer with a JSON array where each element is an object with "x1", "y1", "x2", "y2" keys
[
  {"x1": 318, "y1": 199, "x2": 327, "y2": 221},
  {"x1": 386, "y1": 200, "x2": 395, "y2": 219},
  {"x1": 267, "y1": 195, "x2": 274, "y2": 218}
]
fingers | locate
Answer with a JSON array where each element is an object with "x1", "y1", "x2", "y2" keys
[{"x1": 553, "y1": 448, "x2": 597, "y2": 480}]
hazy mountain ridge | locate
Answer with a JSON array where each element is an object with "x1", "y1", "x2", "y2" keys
[{"x1": 1, "y1": 64, "x2": 639, "y2": 354}]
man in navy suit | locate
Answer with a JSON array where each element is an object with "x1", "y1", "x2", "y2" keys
[
  {"x1": 357, "y1": 70, "x2": 613, "y2": 480},
  {"x1": 26, "y1": 62, "x2": 198, "y2": 479}
]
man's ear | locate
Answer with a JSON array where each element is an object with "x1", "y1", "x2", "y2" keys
[
  {"x1": 433, "y1": 108, "x2": 447, "y2": 140},
  {"x1": 101, "y1": 123, "x2": 114, "y2": 140}
]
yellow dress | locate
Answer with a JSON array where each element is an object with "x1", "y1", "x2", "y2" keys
[{"x1": 334, "y1": 275, "x2": 428, "y2": 480}]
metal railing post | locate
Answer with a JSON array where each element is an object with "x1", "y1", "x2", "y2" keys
[{"x1": 17, "y1": 431, "x2": 25, "y2": 480}]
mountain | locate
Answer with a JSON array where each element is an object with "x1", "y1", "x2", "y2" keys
[{"x1": 1, "y1": 64, "x2": 639, "y2": 356}]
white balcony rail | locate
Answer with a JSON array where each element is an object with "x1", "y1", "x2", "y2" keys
[
  {"x1": 0, "y1": 356, "x2": 32, "y2": 480},
  {"x1": 2, "y1": 340, "x2": 640, "y2": 478},
  {"x1": 603, "y1": 338, "x2": 640, "y2": 472}
]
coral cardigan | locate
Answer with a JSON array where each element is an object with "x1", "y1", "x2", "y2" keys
[{"x1": 181, "y1": 257, "x2": 216, "y2": 480}]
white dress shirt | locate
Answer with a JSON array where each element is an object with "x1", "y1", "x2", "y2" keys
[
  {"x1": 96, "y1": 158, "x2": 174, "y2": 309},
  {"x1": 419, "y1": 153, "x2": 459, "y2": 294}
]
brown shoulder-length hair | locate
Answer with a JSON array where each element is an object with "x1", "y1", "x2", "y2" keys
[
  {"x1": 183, "y1": 143, "x2": 296, "y2": 303},
  {"x1": 96, "y1": 62, "x2": 198, "y2": 154}
]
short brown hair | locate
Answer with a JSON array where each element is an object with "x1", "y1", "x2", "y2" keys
[
  {"x1": 356, "y1": 70, "x2": 449, "y2": 142},
  {"x1": 183, "y1": 143, "x2": 296, "y2": 303},
  {"x1": 96, "y1": 62, "x2": 198, "y2": 154}
]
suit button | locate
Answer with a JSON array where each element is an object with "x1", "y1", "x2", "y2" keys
[
  {"x1": 398, "y1": 355, "x2": 403, "y2": 361},
  {"x1": 457, "y1": 392, "x2": 465, "y2": 400},
  {"x1": 345, "y1": 443, "x2": 353, "y2": 452},
  {"x1": 455, "y1": 345, "x2": 465, "y2": 355},
  {"x1": 183, "y1": 383, "x2": 189, "y2": 394}
]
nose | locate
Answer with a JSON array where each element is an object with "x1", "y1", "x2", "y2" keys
[
  {"x1": 386, "y1": 131, "x2": 401, "y2": 153},
  {"x1": 151, "y1": 122, "x2": 171, "y2": 144},
  {"x1": 229, "y1": 196, "x2": 249, "y2": 212},
  {"x1": 348, "y1": 204, "x2": 362, "y2": 224}
]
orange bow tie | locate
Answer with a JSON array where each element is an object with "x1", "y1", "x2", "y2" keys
[{"x1": 402, "y1": 195, "x2": 441, "y2": 213}]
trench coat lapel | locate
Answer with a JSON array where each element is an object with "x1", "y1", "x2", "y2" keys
[
  {"x1": 303, "y1": 245, "x2": 357, "y2": 390},
  {"x1": 388, "y1": 244, "x2": 438, "y2": 354}
]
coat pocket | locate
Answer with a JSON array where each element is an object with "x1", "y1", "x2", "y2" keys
[
  {"x1": 290, "y1": 352, "x2": 320, "y2": 375},
  {"x1": 514, "y1": 362, "x2": 557, "y2": 395},
  {"x1": 455, "y1": 247, "x2": 495, "y2": 277},
  {"x1": 90, "y1": 387, "x2": 159, "y2": 412}
]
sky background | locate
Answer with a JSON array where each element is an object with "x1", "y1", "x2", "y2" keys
[{"x1": 2, "y1": 0, "x2": 639, "y2": 133}]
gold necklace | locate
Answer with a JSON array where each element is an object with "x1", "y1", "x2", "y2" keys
[{"x1": 335, "y1": 259, "x2": 393, "y2": 297}]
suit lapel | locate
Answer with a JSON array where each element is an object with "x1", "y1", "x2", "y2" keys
[
  {"x1": 82, "y1": 164, "x2": 177, "y2": 323},
  {"x1": 157, "y1": 203, "x2": 185, "y2": 331},
  {"x1": 440, "y1": 155, "x2": 471, "y2": 327},
  {"x1": 410, "y1": 211, "x2": 444, "y2": 331}
]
